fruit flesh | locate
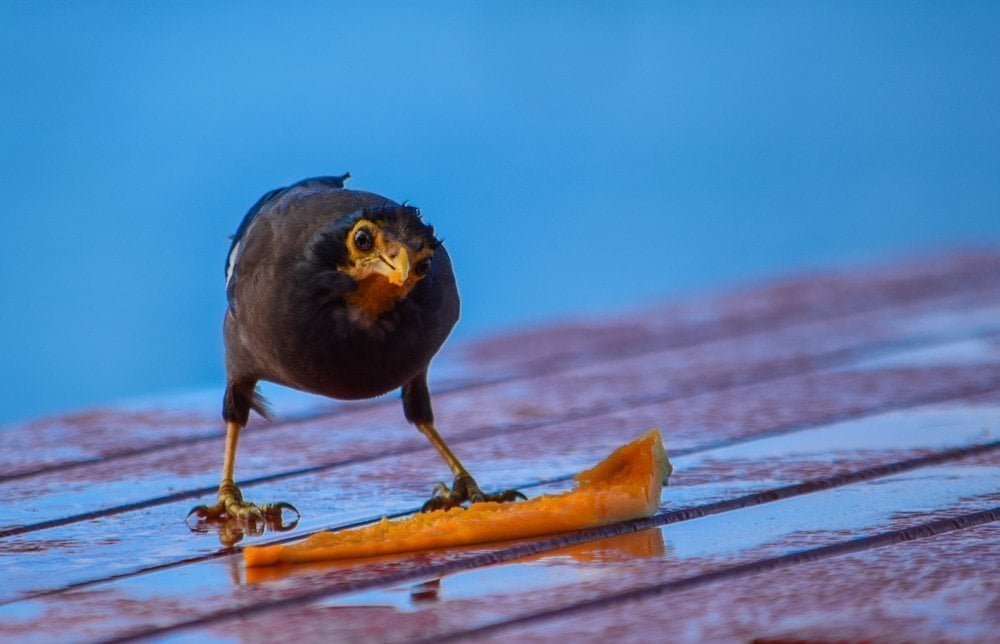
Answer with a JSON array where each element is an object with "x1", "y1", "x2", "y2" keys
[{"x1": 244, "y1": 429, "x2": 672, "y2": 567}]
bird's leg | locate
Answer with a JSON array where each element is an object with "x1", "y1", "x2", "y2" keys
[
  {"x1": 417, "y1": 421, "x2": 525, "y2": 512},
  {"x1": 187, "y1": 421, "x2": 299, "y2": 527},
  {"x1": 402, "y1": 373, "x2": 523, "y2": 512}
]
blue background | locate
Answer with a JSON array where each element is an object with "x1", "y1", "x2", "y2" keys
[{"x1": 2, "y1": 3, "x2": 998, "y2": 425}]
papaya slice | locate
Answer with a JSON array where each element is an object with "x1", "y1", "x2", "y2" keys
[{"x1": 244, "y1": 429, "x2": 672, "y2": 567}]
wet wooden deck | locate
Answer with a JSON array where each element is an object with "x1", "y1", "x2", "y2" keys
[{"x1": 2, "y1": 250, "x2": 999, "y2": 642}]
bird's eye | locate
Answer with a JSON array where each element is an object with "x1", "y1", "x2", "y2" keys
[
  {"x1": 353, "y1": 227, "x2": 375, "y2": 252},
  {"x1": 413, "y1": 258, "x2": 432, "y2": 277}
]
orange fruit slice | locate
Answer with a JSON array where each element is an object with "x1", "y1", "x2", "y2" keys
[{"x1": 244, "y1": 429, "x2": 671, "y2": 567}]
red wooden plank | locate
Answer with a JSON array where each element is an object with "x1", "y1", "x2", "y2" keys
[
  {"x1": 1, "y1": 252, "x2": 998, "y2": 641},
  {"x1": 0, "y1": 401, "x2": 996, "y2": 640},
  {"x1": 181, "y1": 472, "x2": 1000, "y2": 643},
  {"x1": 2, "y1": 250, "x2": 998, "y2": 478},
  {"x1": 457, "y1": 521, "x2": 1000, "y2": 643},
  {"x1": 1, "y1": 349, "x2": 998, "y2": 603},
  {"x1": 9, "y1": 454, "x2": 993, "y2": 642},
  {"x1": 458, "y1": 250, "x2": 1000, "y2": 376},
  {"x1": 4, "y1": 293, "x2": 999, "y2": 534}
]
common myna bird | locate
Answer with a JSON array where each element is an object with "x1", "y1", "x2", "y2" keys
[{"x1": 190, "y1": 174, "x2": 522, "y2": 528}]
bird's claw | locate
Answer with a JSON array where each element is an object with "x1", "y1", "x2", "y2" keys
[
  {"x1": 185, "y1": 479, "x2": 300, "y2": 546},
  {"x1": 421, "y1": 473, "x2": 526, "y2": 512},
  {"x1": 186, "y1": 499, "x2": 300, "y2": 525},
  {"x1": 489, "y1": 489, "x2": 528, "y2": 504}
]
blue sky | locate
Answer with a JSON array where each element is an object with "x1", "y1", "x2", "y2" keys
[{"x1": 1, "y1": 3, "x2": 998, "y2": 424}]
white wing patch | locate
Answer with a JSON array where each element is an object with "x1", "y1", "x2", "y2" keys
[{"x1": 226, "y1": 240, "x2": 241, "y2": 288}]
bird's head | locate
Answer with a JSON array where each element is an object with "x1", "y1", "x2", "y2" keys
[{"x1": 334, "y1": 205, "x2": 442, "y2": 322}]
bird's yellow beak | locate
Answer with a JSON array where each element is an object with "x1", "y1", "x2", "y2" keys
[{"x1": 371, "y1": 244, "x2": 410, "y2": 286}]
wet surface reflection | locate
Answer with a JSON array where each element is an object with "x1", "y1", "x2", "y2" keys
[
  {"x1": 302, "y1": 528, "x2": 667, "y2": 612},
  {"x1": 185, "y1": 509, "x2": 300, "y2": 548}
]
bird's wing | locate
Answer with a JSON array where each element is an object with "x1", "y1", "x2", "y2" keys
[
  {"x1": 225, "y1": 187, "x2": 284, "y2": 287},
  {"x1": 225, "y1": 174, "x2": 352, "y2": 293}
]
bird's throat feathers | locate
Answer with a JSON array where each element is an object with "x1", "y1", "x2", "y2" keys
[{"x1": 344, "y1": 274, "x2": 413, "y2": 324}]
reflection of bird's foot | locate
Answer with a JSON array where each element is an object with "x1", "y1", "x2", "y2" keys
[
  {"x1": 421, "y1": 473, "x2": 526, "y2": 512},
  {"x1": 186, "y1": 479, "x2": 300, "y2": 543}
]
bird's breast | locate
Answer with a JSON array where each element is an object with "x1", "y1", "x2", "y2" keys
[
  {"x1": 343, "y1": 275, "x2": 410, "y2": 324},
  {"x1": 258, "y1": 292, "x2": 450, "y2": 401}
]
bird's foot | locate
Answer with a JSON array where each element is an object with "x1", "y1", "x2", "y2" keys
[
  {"x1": 421, "y1": 472, "x2": 526, "y2": 513},
  {"x1": 186, "y1": 479, "x2": 300, "y2": 546}
]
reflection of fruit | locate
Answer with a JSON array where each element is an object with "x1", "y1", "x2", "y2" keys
[
  {"x1": 244, "y1": 429, "x2": 672, "y2": 567},
  {"x1": 535, "y1": 526, "x2": 667, "y2": 565}
]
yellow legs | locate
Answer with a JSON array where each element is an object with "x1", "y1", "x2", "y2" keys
[
  {"x1": 187, "y1": 421, "x2": 299, "y2": 544},
  {"x1": 187, "y1": 416, "x2": 521, "y2": 544},
  {"x1": 417, "y1": 421, "x2": 525, "y2": 512}
]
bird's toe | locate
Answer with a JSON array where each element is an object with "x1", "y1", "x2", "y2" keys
[
  {"x1": 186, "y1": 503, "x2": 222, "y2": 521},
  {"x1": 262, "y1": 501, "x2": 300, "y2": 519},
  {"x1": 484, "y1": 489, "x2": 527, "y2": 504},
  {"x1": 420, "y1": 473, "x2": 525, "y2": 512},
  {"x1": 185, "y1": 480, "x2": 300, "y2": 539}
]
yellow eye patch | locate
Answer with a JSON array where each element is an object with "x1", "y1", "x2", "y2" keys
[{"x1": 340, "y1": 219, "x2": 435, "y2": 322}]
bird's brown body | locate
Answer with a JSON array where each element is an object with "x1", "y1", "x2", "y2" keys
[
  {"x1": 223, "y1": 185, "x2": 458, "y2": 403},
  {"x1": 190, "y1": 175, "x2": 520, "y2": 540}
]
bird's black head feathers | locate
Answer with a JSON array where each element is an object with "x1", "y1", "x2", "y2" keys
[{"x1": 307, "y1": 203, "x2": 442, "y2": 270}]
